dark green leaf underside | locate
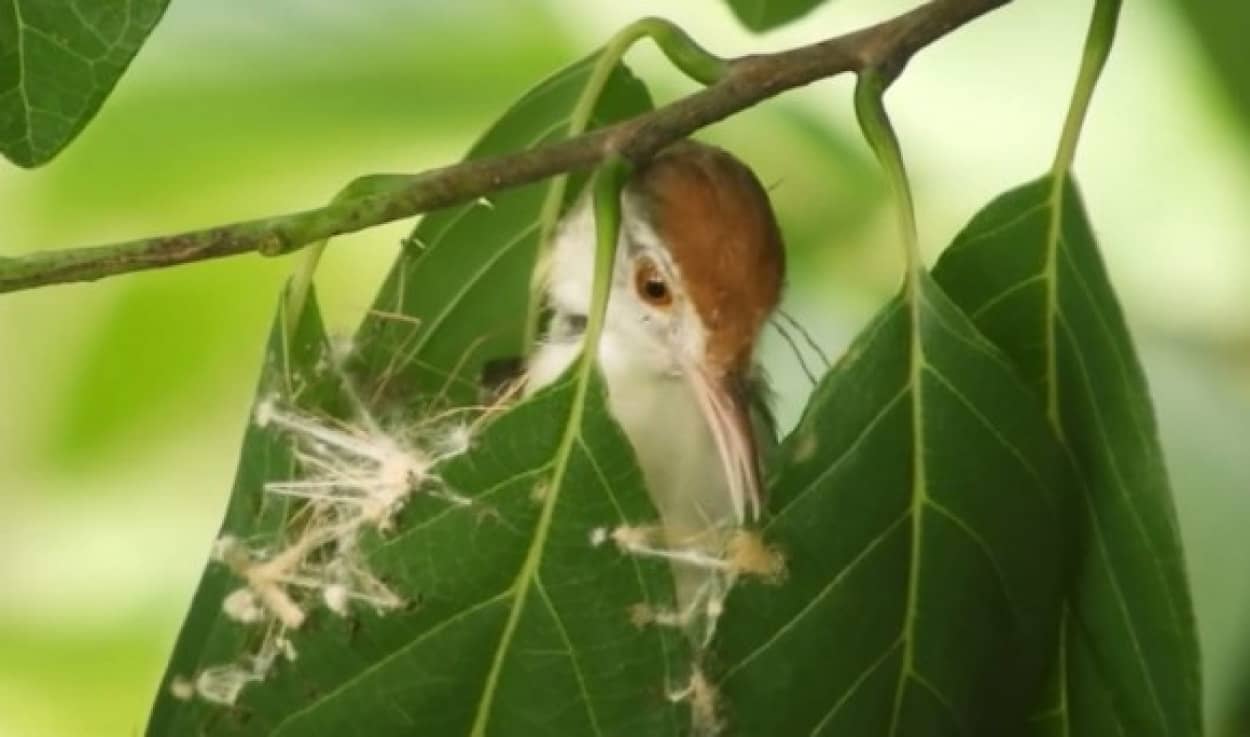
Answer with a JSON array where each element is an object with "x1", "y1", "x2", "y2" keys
[
  {"x1": 933, "y1": 175, "x2": 1202, "y2": 737},
  {"x1": 0, "y1": 0, "x2": 168, "y2": 166},
  {"x1": 715, "y1": 272, "x2": 1069, "y2": 736},
  {"x1": 724, "y1": 0, "x2": 830, "y2": 32}
]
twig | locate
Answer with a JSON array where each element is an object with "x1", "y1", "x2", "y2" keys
[{"x1": 0, "y1": 0, "x2": 1009, "y2": 294}]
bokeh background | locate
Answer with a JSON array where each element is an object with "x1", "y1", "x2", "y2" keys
[{"x1": 1, "y1": 1, "x2": 1246, "y2": 734}]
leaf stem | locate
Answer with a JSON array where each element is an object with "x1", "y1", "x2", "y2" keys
[
  {"x1": 582, "y1": 157, "x2": 631, "y2": 370},
  {"x1": 1051, "y1": 0, "x2": 1122, "y2": 181},
  {"x1": 854, "y1": 69, "x2": 929, "y2": 737},
  {"x1": 1042, "y1": 0, "x2": 1121, "y2": 425},
  {"x1": 853, "y1": 70, "x2": 920, "y2": 276},
  {"x1": 526, "y1": 18, "x2": 726, "y2": 349},
  {"x1": 466, "y1": 157, "x2": 629, "y2": 737}
]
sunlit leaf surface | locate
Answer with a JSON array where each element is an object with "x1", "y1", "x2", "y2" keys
[
  {"x1": 0, "y1": 0, "x2": 168, "y2": 166},
  {"x1": 932, "y1": 176, "x2": 1202, "y2": 737},
  {"x1": 715, "y1": 271, "x2": 1070, "y2": 736}
]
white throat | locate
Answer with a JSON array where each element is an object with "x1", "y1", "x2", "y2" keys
[
  {"x1": 525, "y1": 198, "x2": 742, "y2": 610},
  {"x1": 528, "y1": 316, "x2": 736, "y2": 536}
]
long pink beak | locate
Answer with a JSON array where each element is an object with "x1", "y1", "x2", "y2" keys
[{"x1": 687, "y1": 365, "x2": 762, "y2": 525}]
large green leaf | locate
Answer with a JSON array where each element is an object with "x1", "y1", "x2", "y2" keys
[
  {"x1": 298, "y1": 374, "x2": 684, "y2": 737},
  {"x1": 0, "y1": 0, "x2": 168, "y2": 167},
  {"x1": 714, "y1": 271, "x2": 1070, "y2": 736},
  {"x1": 148, "y1": 303, "x2": 686, "y2": 737},
  {"x1": 149, "y1": 55, "x2": 672, "y2": 736},
  {"x1": 723, "y1": 0, "x2": 830, "y2": 32},
  {"x1": 932, "y1": 176, "x2": 1202, "y2": 736}
]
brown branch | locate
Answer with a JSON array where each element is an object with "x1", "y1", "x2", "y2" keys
[{"x1": 0, "y1": 0, "x2": 1009, "y2": 294}]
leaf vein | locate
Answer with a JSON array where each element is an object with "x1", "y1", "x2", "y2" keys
[
  {"x1": 1055, "y1": 316, "x2": 1172, "y2": 727},
  {"x1": 925, "y1": 497, "x2": 1025, "y2": 627},
  {"x1": 269, "y1": 590, "x2": 512, "y2": 735},
  {"x1": 969, "y1": 272, "x2": 1046, "y2": 320},
  {"x1": 770, "y1": 385, "x2": 910, "y2": 520},
  {"x1": 576, "y1": 436, "x2": 678, "y2": 732},
  {"x1": 951, "y1": 197, "x2": 1049, "y2": 253},
  {"x1": 911, "y1": 670, "x2": 967, "y2": 734},
  {"x1": 407, "y1": 222, "x2": 539, "y2": 360},
  {"x1": 534, "y1": 575, "x2": 606, "y2": 737},
  {"x1": 379, "y1": 465, "x2": 550, "y2": 550},
  {"x1": 808, "y1": 638, "x2": 903, "y2": 736},
  {"x1": 918, "y1": 289, "x2": 1042, "y2": 402},
  {"x1": 724, "y1": 512, "x2": 909, "y2": 679},
  {"x1": 921, "y1": 364, "x2": 1058, "y2": 512}
]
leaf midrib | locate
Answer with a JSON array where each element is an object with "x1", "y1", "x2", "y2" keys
[
  {"x1": 467, "y1": 368, "x2": 596, "y2": 737},
  {"x1": 732, "y1": 283, "x2": 1053, "y2": 722},
  {"x1": 885, "y1": 276, "x2": 929, "y2": 737},
  {"x1": 1043, "y1": 177, "x2": 1064, "y2": 427}
]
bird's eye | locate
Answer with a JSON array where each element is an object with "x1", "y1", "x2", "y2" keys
[{"x1": 634, "y1": 258, "x2": 672, "y2": 308}]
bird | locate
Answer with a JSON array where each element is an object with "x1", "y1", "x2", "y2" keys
[{"x1": 526, "y1": 140, "x2": 786, "y2": 613}]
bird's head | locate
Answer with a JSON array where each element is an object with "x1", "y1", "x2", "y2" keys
[{"x1": 545, "y1": 140, "x2": 785, "y2": 521}]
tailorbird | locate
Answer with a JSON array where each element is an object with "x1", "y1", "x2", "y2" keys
[{"x1": 527, "y1": 140, "x2": 785, "y2": 609}]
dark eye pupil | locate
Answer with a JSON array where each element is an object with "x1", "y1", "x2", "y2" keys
[{"x1": 644, "y1": 278, "x2": 668, "y2": 300}]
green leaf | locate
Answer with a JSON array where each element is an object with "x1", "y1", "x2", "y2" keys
[
  {"x1": 0, "y1": 0, "x2": 168, "y2": 167},
  {"x1": 724, "y1": 0, "x2": 829, "y2": 32},
  {"x1": 931, "y1": 176, "x2": 1202, "y2": 736},
  {"x1": 314, "y1": 374, "x2": 686, "y2": 737},
  {"x1": 148, "y1": 300, "x2": 686, "y2": 737},
  {"x1": 1170, "y1": 0, "x2": 1250, "y2": 134},
  {"x1": 349, "y1": 57, "x2": 652, "y2": 410},
  {"x1": 145, "y1": 283, "x2": 341, "y2": 736},
  {"x1": 158, "y1": 371, "x2": 685, "y2": 736},
  {"x1": 714, "y1": 271, "x2": 1070, "y2": 736},
  {"x1": 149, "y1": 55, "x2": 671, "y2": 736}
]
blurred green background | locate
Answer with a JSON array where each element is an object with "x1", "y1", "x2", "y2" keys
[{"x1": 1, "y1": 1, "x2": 1246, "y2": 735}]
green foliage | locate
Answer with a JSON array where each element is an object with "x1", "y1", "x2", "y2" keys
[
  {"x1": 1, "y1": 2, "x2": 1207, "y2": 736},
  {"x1": 715, "y1": 271, "x2": 1071, "y2": 735},
  {"x1": 933, "y1": 176, "x2": 1202, "y2": 736},
  {"x1": 1171, "y1": 0, "x2": 1250, "y2": 132},
  {"x1": 147, "y1": 56, "x2": 679, "y2": 736},
  {"x1": 724, "y1": 0, "x2": 830, "y2": 32},
  {"x1": 157, "y1": 349, "x2": 687, "y2": 736},
  {"x1": 0, "y1": 0, "x2": 168, "y2": 167},
  {"x1": 146, "y1": 284, "x2": 339, "y2": 736}
]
